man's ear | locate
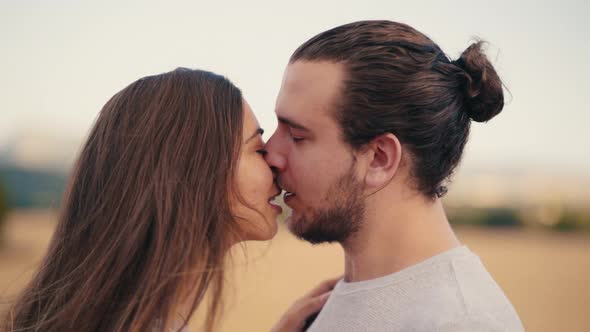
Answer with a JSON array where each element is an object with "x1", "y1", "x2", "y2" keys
[{"x1": 363, "y1": 133, "x2": 402, "y2": 189}]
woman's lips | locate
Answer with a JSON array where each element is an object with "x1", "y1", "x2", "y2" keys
[{"x1": 268, "y1": 191, "x2": 283, "y2": 213}]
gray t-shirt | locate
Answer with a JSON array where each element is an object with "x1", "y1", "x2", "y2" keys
[{"x1": 307, "y1": 246, "x2": 524, "y2": 332}]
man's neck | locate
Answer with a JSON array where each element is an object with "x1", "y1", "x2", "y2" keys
[{"x1": 341, "y1": 190, "x2": 460, "y2": 282}]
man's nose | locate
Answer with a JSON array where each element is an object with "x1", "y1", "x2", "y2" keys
[{"x1": 264, "y1": 131, "x2": 287, "y2": 172}]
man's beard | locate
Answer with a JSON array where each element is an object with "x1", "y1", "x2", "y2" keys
[{"x1": 287, "y1": 166, "x2": 365, "y2": 245}]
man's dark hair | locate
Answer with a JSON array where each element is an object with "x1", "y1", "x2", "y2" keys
[{"x1": 291, "y1": 20, "x2": 504, "y2": 199}]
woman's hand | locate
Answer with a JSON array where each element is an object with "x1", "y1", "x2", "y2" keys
[{"x1": 270, "y1": 277, "x2": 340, "y2": 332}]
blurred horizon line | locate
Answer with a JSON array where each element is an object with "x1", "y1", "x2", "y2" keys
[{"x1": 1, "y1": 128, "x2": 589, "y2": 177}]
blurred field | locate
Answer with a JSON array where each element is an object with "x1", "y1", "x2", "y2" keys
[{"x1": 1, "y1": 210, "x2": 589, "y2": 332}]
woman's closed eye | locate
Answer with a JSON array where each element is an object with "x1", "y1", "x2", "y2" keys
[{"x1": 256, "y1": 148, "x2": 268, "y2": 156}]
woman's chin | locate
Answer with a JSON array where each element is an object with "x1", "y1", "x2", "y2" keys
[
  {"x1": 255, "y1": 216, "x2": 279, "y2": 241},
  {"x1": 237, "y1": 215, "x2": 279, "y2": 242}
]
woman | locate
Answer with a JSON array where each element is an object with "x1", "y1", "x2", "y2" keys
[{"x1": 2, "y1": 68, "x2": 334, "y2": 332}]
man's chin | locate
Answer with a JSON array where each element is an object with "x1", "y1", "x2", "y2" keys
[
  {"x1": 285, "y1": 213, "x2": 310, "y2": 240},
  {"x1": 286, "y1": 213, "x2": 339, "y2": 245},
  {"x1": 285, "y1": 213, "x2": 303, "y2": 234}
]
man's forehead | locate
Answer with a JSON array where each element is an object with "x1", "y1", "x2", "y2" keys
[
  {"x1": 282, "y1": 61, "x2": 344, "y2": 93},
  {"x1": 276, "y1": 61, "x2": 345, "y2": 126},
  {"x1": 275, "y1": 100, "x2": 329, "y2": 131}
]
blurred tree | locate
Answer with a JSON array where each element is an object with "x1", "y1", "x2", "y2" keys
[
  {"x1": 482, "y1": 208, "x2": 522, "y2": 227},
  {"x1": 448, "y1": 206, "x2": 522, "y2": 228},
  {"x1": 552, "y1": 208, "x2": 590, "y2": 232},
  {"x1": 553, "y1": 211, "x2": 577, "y2": 231},
  {"x1": 0, "y1": 166, "x2": 66, "y2": 208},
  {"x1": 0, "y1": 180, "x2": 9, "y2": 244}
]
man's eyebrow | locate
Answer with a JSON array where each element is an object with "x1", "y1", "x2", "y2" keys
[
  {"x1": 277, "y1": 116, "x2": 310, "y2": 132},
  {"x1": 245, "y1": 128, "x2": 264, "y2": 143}
]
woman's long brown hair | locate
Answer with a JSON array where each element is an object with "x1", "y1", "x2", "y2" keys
[{"x1": 2, "y1": 68, "x2": 244, "y2": 331}]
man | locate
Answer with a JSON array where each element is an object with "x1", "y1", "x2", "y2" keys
[{"x1": 265, "y1": 20, "x2": 524, "y2": 331}]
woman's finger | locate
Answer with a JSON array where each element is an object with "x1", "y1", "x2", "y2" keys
[{"x1": 303, "y1": 276, "x2": 341, "y2": 298}]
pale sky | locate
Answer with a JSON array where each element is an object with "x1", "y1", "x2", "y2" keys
[{"x1": 1, "y1": 0, "x2": 589, "y2": 173}]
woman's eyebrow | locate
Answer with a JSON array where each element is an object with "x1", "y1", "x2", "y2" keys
[{"x1": 245, "y1": 128, "x2": 264, "y2": 143}]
